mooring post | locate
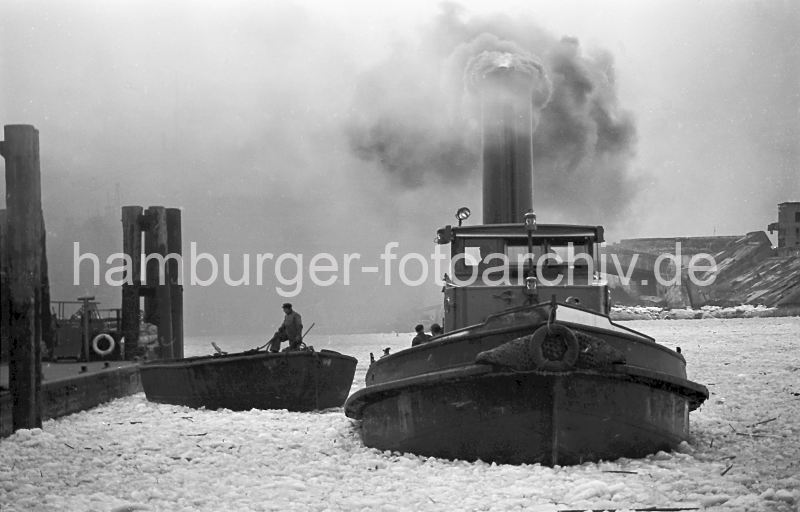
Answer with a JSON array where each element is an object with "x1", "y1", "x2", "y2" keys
[
  {"x1": 121, "y1": 206, "x2": 143, "y2": 359},
  {"x1": 166, "y1": 208, "x2": 183, "y2": 359},
  {"x1": 0, "y1": 209, "x2": 9, "y2": 364},
  {"x1": 40, "y1": 216, "x2": 53, "y2": 358},
  {"x1": 78, "y1": 296, "x2": 94, "y2": 362},
  {"x1": 144, "y1": 206, "x2": 173, "y2": 359},
  {"x1": 2, "y1": 124, "x2": 43, "y2": 431}
]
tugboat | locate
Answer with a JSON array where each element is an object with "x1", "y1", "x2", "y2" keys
[
  {"x1": 49, "y1": 296, "x2": 125, "y2": 362},
  {"x1": 344, "y1": 52, "x2": 708, "y2": 465}
]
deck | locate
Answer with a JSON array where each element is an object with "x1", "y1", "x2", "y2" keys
[{"x1": 0, "y1": 360, "x2": 141, "y2": 437}]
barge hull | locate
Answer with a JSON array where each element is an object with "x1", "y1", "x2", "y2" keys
[
  {"x1": 355, "y1": 369, "x2": 690, "y2": 465},
  {"x1": 140, "y1": 350, "x2": 357, "y2": 412}
]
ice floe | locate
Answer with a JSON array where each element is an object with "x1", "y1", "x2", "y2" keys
[{"x1": 1, "y1": 317, "x2": 799, "y2": 511}]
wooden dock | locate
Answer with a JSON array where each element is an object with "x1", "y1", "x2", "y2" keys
[
  {"x1": 1, "y1": 123, "x2": 182, "y2": 438},
  {"x1": 0, "y1": 361, "x2": 141, "y2": 437}
]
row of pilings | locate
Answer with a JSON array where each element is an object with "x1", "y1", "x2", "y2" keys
[
  {"x1": 1, "y1": 123, "x2": 184, "y2": 433},
  {"x1": 121, "y1": 205, "x2": 184, "y2": 360}
]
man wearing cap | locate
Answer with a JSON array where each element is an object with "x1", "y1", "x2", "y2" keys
[{"x1": 267, "y1": 303, "x2": 304, "y2": 352}]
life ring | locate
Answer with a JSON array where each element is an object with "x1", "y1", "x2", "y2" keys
[
  {"x1": 530, "y1": 324, "x2": 578, "y2": 371},
  {"x1": 92, "y1": 333, "x2": 116, "y2": 357}
]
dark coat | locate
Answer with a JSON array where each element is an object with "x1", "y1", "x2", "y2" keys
[
  {"x1": 282, "y1": 311, "x2": 303, "y2": 342},
  {"x1": 411, "y1": 333, "x2": 431, "y2": 346}
]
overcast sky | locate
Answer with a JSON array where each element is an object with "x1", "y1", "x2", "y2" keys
[{"x1": 1, "y1": 0, "x2": 798, "y2": 334}]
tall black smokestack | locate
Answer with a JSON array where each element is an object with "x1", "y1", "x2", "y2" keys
[{"x1": 467, "y1": 51, "x2": 550, "y2": 224}]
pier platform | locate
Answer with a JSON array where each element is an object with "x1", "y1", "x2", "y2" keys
[{"x1": 0, "y1": 361, "x2": 141, "y2": 437}]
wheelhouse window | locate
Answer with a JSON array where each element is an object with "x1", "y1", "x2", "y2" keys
[
  {"x1": 463, "y1": 246, "x2": 482, "y2": 266},
  {"x1": 505, "y1": 244, "x2": 546, "y2": 265},
  {"x1": 548, "y1": 243, "x2": 593, "y2": 266},
  {"x1": 449, "y1": 231, "x2": 599, "y2": 285},
  {"x1": 506, "y1": 240, "x2": 594, "y2": 267}
]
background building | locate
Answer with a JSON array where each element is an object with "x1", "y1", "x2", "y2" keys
[{"x1": 768, "y1": 202, "x2": 800, "y2": 256}]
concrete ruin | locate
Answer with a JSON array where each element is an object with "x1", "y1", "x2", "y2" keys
[
  {"x1": 605, "y1": 203, "x2": 800, "y2": 310},
  {"x1": 768, "y1": 201, "x2": 800, "y2": 257}
]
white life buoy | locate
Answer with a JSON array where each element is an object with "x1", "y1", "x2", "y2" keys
[{"x1": 92, "y1": 333, "x2": 116, "y2": 357}]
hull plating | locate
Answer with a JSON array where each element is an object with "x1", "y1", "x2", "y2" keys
[
  {"x1": 345, "y1": 303, "x2": 707, "y2": 465},
  {"x1": 141, "y1": 350, "x2": 357, "y2": 412},
  {"x1": 354, "y1": 369, "x2": 690, "y2": 465}
]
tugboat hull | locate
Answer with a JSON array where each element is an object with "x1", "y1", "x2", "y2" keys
[
  {"x1": 141, "y1": 349, "x2": 357, "y2": 412},
  {"x1": 345, "y1": 303, "x2": 708, "y2": 465},
  {"x1": 348, "y1": 365, "x2": 698, "y2": 465}
]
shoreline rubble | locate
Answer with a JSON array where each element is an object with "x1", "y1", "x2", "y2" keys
[{"x1": 610, "y1": 304, "x2": 800, "y2": 321}]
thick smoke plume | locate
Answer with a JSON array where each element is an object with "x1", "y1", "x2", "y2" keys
[{"x1": 346, "y1": 5, "x2": 638, "y2": 225}]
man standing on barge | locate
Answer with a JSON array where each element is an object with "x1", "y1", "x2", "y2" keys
[{"x1": 267, "y1": 303, "x2": 304, "y2": 352}]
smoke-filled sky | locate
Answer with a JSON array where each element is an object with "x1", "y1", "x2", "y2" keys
[{"x1": 1, "y1": 0, "x2": 798, "y2": 335}]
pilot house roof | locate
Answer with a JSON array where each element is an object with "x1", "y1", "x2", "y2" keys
[{"x1": 440, "y1": 223, "x2": 605, "y2": 243}]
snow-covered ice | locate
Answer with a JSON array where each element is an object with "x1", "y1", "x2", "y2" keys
[
  {"x1": 1, "y1": 317, "x2": 799, "y2": 511},
  {"x1": 610, "y1": 304, "x2": 786, "y2": 321}
]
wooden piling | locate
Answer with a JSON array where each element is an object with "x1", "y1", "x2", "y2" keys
[
  {"x1": 155, "y1": 282, "x2": 174, "y2": 359},
  {"x1": 144, "y1": 206, "x2": 173, "y2": 359},
  {"x1": 79, "y1": 296, "x2": 93, "y2": 362},
  {"x1": 1, "y1": 124, "x2": 43, "y2": 430},
  {"x1": 121, "y1": 206, "x2": 143, "y2": 359},
  {"x1": 0, "y1": 209, "x2": 8, "y2": 364},
  {"x1": 142, "y1": 209, "x2": 157, "y2": 326},
  {"x1": 166, "y1": 208, "x2": 183, "y2": 359},
  {"x1": 120, "y1": 204, "x2": 182, "y2": 361},
  {"x1": 40, "y1": 215, "x2": 53, "y2": 358}
]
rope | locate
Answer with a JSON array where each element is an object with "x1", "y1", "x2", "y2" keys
[{"x1": 547, "y1": 298, "x2": 558, "y2": 334}]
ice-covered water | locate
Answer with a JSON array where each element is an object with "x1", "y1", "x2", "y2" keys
[{"x1": 1, "y1": 318, "x2": 799, "y2": 511}]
